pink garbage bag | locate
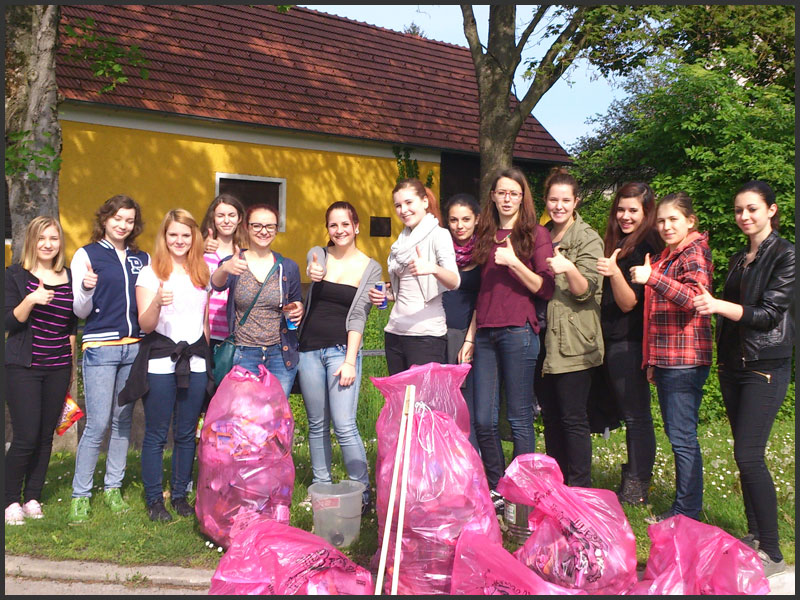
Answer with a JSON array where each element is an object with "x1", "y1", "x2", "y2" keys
[
  {"x1": 209, "y1": 517, "x2": 373, "y2": 595},
  {"x1": 451, "y1": 529, "x2": 586, "y2": 595},
  {"x1": 370, "y1": 362, "x2": 502, "y2": 595},
  {"x1": 628, "y1": 515, "x2": 769, "y2": 595},
  {"x1": 196, "y1": 365, "x2": 294, "y2": 549},
  {"x1": 499, "y1": 453, "x2": 637, "y2": 595}
]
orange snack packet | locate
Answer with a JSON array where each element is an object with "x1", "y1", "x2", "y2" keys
[{"x1": 56, "y1": 393, "x2": 84, "y2": 436}]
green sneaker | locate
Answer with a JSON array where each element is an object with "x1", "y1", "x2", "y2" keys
[
  {"x1": 103, "y1": 488, "x2": 130, "y2": 513},
  {"x1": 69, "y1": 497, "x2": 90, "y2": 524}
]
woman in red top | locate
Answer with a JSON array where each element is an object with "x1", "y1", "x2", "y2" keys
[{"x1": 630, "y1": 192, "x2": 712, "y2": 522}]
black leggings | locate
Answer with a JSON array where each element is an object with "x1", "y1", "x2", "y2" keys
[
  {"x1": 538, "y1": 368, "x2": 594, "y2": 488},
  {"x1": 603, "y1": 339, "x2": 656, "y2": 481},
  {"x1": 384, "y1": 332, "x2": 447, "y2": 376},
  {"x1": 5, "y1": 365, "x2": 71, "y2": 507},
  {"x1": 719, "y1": 361, "x2": 791, "y2": 563}
]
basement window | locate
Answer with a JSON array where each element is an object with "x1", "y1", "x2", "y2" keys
[{"x1": 215, "y1": 173, "x2": 287, "y2": 232}]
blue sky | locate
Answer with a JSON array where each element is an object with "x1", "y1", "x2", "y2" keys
[{"x1": 301, "y1": 5, "x2": 626, "y2": 152}]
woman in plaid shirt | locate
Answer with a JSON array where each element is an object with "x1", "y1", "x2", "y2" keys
[{"x1": 630, "y1": 192, "x2": 713, "y2": 523}]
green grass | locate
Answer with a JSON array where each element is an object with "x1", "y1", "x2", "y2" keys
[{"x1": 9, "y1": 307, "x2": 794, "y2": 571}]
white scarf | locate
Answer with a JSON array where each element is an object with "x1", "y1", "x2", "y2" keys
[{"x1": 387, "y1": 212, "x2": 442, "y2": 302}]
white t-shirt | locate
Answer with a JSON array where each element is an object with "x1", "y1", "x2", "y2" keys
[{"x1": 136, "y1": 265, "x2": 210, "y2": 374}]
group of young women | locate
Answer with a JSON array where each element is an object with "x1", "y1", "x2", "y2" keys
[{"x1": 4, "y1": 170, "x2": 793, "y2": 576}]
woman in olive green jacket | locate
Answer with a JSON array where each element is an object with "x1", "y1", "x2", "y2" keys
[{"x1": 537, "y1": 167, "x2": 604, "y2": 487}]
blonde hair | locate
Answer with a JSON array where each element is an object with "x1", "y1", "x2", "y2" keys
[
  {"x1": 152, "y1": 209, "x2": 210, "y2": 288},
  {"x1": 21, "y1": 216, "x2": 66, "y2": 272}
]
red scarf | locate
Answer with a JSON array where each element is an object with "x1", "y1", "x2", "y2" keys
[{"x1": 453, "y1": 234, "x2": 476, "y2": 268}]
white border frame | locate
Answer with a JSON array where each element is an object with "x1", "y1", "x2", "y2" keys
[{"x1": 215, "y1": 172, "x2": 287, "y2": 232}]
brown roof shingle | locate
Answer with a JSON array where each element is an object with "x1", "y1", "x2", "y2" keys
[{"x1": 58, "y1": 5, "x2": 569, "y2": 162}]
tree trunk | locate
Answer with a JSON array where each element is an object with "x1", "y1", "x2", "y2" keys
[{"x1": 5, "y1": 5, "x2": 62, "y2": 263}]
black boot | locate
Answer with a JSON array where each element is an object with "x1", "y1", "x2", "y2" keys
[
  {"x1": 617, "y1": 463, "x2": 630, "y2": 495},
  {"x1": 619, "y1": 476, "x2": 649, "y2": 506}
]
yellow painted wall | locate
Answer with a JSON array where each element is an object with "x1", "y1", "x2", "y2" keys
[{"x1": 59, "y1": 120, "x2": 441, "y2": 280}]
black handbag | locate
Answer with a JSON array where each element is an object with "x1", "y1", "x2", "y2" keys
[{"x1": 212, "y1": 256, "x2": 282, "y2": 385}]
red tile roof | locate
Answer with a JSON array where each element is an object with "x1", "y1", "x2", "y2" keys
[{"x1": 58, "y1": 5, "x2": 569, "y2": 162}]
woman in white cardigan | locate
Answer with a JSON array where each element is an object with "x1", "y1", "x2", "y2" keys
[{"x1": 369, "y1": 179, "x2": 460, "y2": 375}]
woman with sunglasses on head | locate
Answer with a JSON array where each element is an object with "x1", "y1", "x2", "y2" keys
[
  {"x1": 460, "y1": 167, "x2": 555, "y2": 512},
  {"x1": 368, "y1": 179, "x2": 459, "y2": 375},
  {"x1": 211, "y1": 204, "x2": 303, "y2": 399},
  {"x1": 68, "y1": 195, "x2": 149, "y2": 524},
  {"x1": 200, "y1": 193, "x2": 248, "y2": 352},
  {"x1": 596, "y1": 182, "x2": 663, "y2": 504},
  {"x1": 442, "y1": 192, "x2": 482, "y2": 450},
  {"x1": 298, "y1": 201, "x2": 382, "y2": 514},
  {"x1": 5, "y1": 217, "x2": 77, "y2": 525},
  {"x1": 538, "y1": 167, "x2": 604, "y2": 489},
  {"x1": 693, "y1": 181, "x2": 793, "y2": 577},
  {"x1": 118, "y1": 209, "x2": 212, "y2": 521}
]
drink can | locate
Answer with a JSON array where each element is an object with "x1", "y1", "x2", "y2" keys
[{"x1": 375, "y1": 282, "x2": 388, "y2": 309}]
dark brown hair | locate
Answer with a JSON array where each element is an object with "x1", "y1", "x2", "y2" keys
[
  {"x1": 90, "y1": 194, "x2": 143, "y2": 251},
  {"x1": 603, "y1": 182, "x2": 663, "y2": 259},
  {"x1": 200, "y1": 193, "x2": 249, "y2": 250},
  {"x1": 325, "y1": 201, "x2": 360, "y2": 247},
  {"x1": 391, "y1": 178, "x2": 442, "y2": 224},
  {"x1": 543, "y1": 166, "x2": 580, "y2": 205},
  {"x1": 736, "y1": 180, "x2": 781, "y2": 232},
  {"x1": 473, "y1": 167, "x2": 538, "y2": 265}
]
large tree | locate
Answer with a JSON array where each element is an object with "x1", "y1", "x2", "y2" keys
[
  {"x1": 459, "y1": 4, "x2": 795, "y2": 202},
  {"x1": 5, "y1": 5, "x2": 62, "y2": 260}
]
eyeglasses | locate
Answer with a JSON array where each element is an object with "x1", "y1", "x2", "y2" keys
[
  {"x1": 249, "y1": 223, "x2": 278, "y2": 233},
  {"x1": 493, "y1": 190, "x2": 523, "y2": 200}
]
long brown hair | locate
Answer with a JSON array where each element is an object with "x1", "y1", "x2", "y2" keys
[
  {"x1": 90, "y1": 194, "x2": 144, "y2": 251},
  {"x1": 200, "y1": 193, "x2": 249, "y2": 250},
  {"x1": 152, "y1": 209, "x2": 210, "y2": 288},
  {"x1": 473, "y1": 167, "x2": 538, "y2": 265},
  {"x1": 392, "y1": 178, "x2": 442, "y2": 224},
  {"x1": 325, "y1": 201, "x2": 360, "y2": 247},
  {"x1": 603, "y1": 182, "x2": 663, "y2": 259}
]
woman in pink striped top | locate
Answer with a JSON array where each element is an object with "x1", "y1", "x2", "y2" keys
[
  {"x1": 201, "y1": 194, "x2": 248, "y2": 350},
  {"x1": 5, "y1": 217, "x2": 77, "y2": 525}
]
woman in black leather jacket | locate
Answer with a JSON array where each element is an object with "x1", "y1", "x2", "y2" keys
[{"x1": 693, "y1": 180, "x2": 794, "y2": 578}]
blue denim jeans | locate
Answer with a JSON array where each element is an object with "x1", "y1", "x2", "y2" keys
[
  {"x1": 297, "y1": 346, "x2": 369, "y2": 502},
  {"x1": 72, "y1": 343, "x2": 138, "y2": 497},
  {"x1": 233, "y1": 344, "x2": 298, "y2": 400},
  {"x1": 472, "y1": 324, "x2": 539, "y2": 489},
  {"x1": 141, "y1": 372, "x2": 207, "y2": 505},
  {"x1": 653, "y1": 365, "x2": 710, "y2": 519}
]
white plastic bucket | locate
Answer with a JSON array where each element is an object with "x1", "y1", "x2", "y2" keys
[{"x1": 307, "y1": 480, "x2": 366, "y2": 547}]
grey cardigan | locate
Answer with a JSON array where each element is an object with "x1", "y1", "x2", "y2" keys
[{"x1": 298, "y1": 246, "x2": 383, "y2": 349}]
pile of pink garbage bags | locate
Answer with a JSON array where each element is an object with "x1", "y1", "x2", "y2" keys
[{"x1": 201, "y1": 363, "x2": 772, "y2": 595}]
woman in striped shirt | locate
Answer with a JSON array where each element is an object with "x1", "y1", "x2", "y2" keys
[
  {"x1": 5, "y1": 217, "x2": 77, "y2": 525},
  {"x1": 201, "y1": 193, "x2": 248, "y2": 351}
]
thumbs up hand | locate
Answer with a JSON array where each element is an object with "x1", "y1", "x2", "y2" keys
[
  {"x1": 223, "y1": 253, "x2": 249, "y2": 276},
  {"x1": 629, "y1": 253, "x2": 652, "y2": 284},
  {"x1": 692, "y1": 282, "x2": 717, "y2": 315},
  {"x1": 82, "y1": 260, "x2": 98, "y2": 290},
  {"x1": 494, "y1": 236, "x2": 519, "y2": 268},
  {"x1": 204, "y1": 228, "x2": 220, "y2": 253},
  {"x1": 29, "y1": 278, "x2": 55, "y2": 305},
  {"x1": 597, "y1": 248, "x2": 622, "y2": 278},
  {"x1": 307, "y1": 252, "x2": 325, "y2": 282},
  {"x1": 409, "y1": 246, "x2": 436, "y2": 276},
  {"x1": 157, "y1": 281, "x2": 174, "y2": 308},
  {"x1": 545, "y1": 246, "x2": 574, "y2": 275}
]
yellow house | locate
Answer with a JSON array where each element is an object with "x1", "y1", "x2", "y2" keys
[{"x1": 27, "y1": 5, "x2": 568, "y2": 275}]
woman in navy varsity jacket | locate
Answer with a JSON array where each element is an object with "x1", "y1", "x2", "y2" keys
[{"x1": 68, "y1": 195, "x2": 149, "y2": 524}]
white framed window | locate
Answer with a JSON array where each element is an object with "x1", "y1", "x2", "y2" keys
[{"x1": 215, "y1": 173, "x2": 287, "y2": 232}]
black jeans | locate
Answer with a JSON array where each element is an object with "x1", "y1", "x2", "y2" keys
[
  {"x1": 603, "y1": 339, "x2": 656, "y2": 482},
  {"x1": 719, "y1": 360, "x2": 791, "y2": 563},
  {"x1": 5, "y1": 365, "x2": 71, "y2": 507},
  {"x1": 538, "y1": 367, "x2": 594, "y2": 487},
  {"x1": 384, "y1": 331, "x2": 447, "y2": 376}
]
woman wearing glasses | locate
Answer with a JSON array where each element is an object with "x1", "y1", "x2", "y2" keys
[
  {"x1": 460, "y1": 167, "x2": 555, "y2": 510},
  {"x1": 211, "y1": 204, "x2": 304, "y2": 399}
]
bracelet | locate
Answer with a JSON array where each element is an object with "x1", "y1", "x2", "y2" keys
[
  {"x1": 343, "y1": 361, "x2": 356, "y2": 367},
  {"x1": 464, "y1": 340, "x2": 474, "y2": 344}
]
